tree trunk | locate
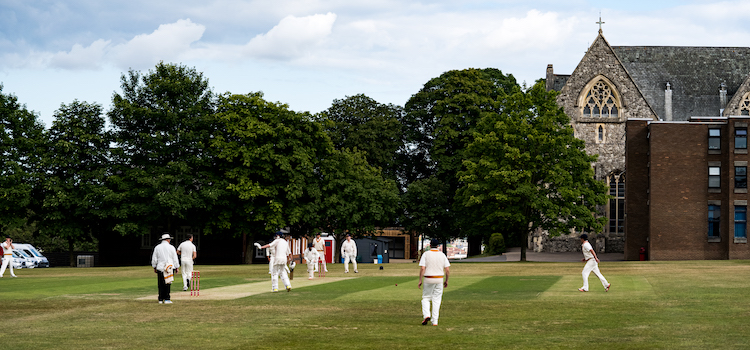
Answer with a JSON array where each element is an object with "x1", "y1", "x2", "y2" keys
[
  {"x1": 68, "y1": 237, "x2": 75, "y2": 267},
  {"x1": 520, "y1": 229, "x2": 528, "y2": 262}
]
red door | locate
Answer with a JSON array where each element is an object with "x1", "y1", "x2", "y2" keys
[{"x1": 324, "y1": 240, "x2": 333, "y2": 263}]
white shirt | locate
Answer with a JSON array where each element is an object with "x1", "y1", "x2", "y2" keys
[
  {"x1": 581, "y1": 241, "x2": 595, "y2": 260},
  {"x1": 2, "y1": 242, "x2": 12, "y2": 255},
  {"x1": 177, "y1": 240, "x2": 197, "y2": 262},
  {"x1": 313, "y1": 237, "x2": 326, "y2": 252},
  {"x1": 341, "y1": 239, "x2": 357, "y2": 256},
  {"x1": 420, "y1": 249, "x2": 450, "y2": 284},
  {"x1": 304, "y1": 248, "x2": 320, "y2": 264},
  {"x1": 268, "y1": 238, "x2": 290, "y2": 265},
  {"x1": 151, "y1": 240, "x2": 180, "y2": 272}
]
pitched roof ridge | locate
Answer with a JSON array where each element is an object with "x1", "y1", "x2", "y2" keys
[{"x1": 598, "y1": 34, "x2": 660, "y2": 120}]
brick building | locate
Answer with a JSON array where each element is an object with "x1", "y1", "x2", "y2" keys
[
  {"x1": 627, "y1": 117, "x2": 750, "y2": 260},
  {"x1": 546, "y1": 28, "x2": 750, "y2": 259}
]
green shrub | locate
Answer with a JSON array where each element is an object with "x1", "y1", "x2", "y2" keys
[{"x1": 486, "y1": 233, "x2": 506, "y2": 255}]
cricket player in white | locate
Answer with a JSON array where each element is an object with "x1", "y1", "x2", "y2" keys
[
  {"x1": 418, "y1": 239, "x2": 450, "y2": 326},
  {"x1": 579, "y1": 234, "x2": 610, "y2": 292},
  {"x1": 257, "y1": 231, "x2": 292, "y2": 292},
  {"x1": 176, "y1": 234, "x2": 197, "y2": 291},
  {"x1": 0, "y1": 237, "x2": 17, "y2": 277},
  {"x1": 313, "y1": 233, "x2": 328, "y2": 272},
  {"x1": 304, "y1": 243, "x2": 319, "y2": 279},
  {"x1": 341, "y1": 234, "x2": 358, "y2": 273}
]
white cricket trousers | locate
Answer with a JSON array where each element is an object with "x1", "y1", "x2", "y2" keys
[
  {"x1": 0, "y1": 255, "x2": 15, "y2": 277},
  {"x1": 307, "y1": 262, "x2": 315, "y2": 279},
  {"x1": 271, "y1": 263, "x2": 290, "y2": 291},
  {"x1": 422, "y1": 281, "x2": 443, "y2": 325},
  {"x1": 344, "y1": 254, "x2": 357, "y2": 272},
  {"x1": 181, "y1": 259, "x2": 193, "y2": 289},
  {"x1": 581, "y1": 259, "x2": 609, "y2": 291}
]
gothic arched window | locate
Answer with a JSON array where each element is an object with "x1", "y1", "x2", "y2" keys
[
  {"x1": 740, "y1": 92, "x2": 750, "y2": 116},
  {"x1": 607, "y1": 171, "x2": 625, "y2": 234},
  {"x1": 580, "y1": 77, "x2": 621, "y2": 118}
]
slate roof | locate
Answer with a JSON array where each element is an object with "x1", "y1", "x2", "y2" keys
[{"x1": 611, "y1": 46, "x2": 750, "y2": 121}]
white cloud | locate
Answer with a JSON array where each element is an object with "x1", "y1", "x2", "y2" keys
[
  {"x1": 484, "y1": 10, "x2": 576, "y2": 52},
  {"x1": 50, "y1": 39, "x2": 111, "y2": 70},
  {"x1": 244, "y1": 12, "x2": 337, "y2": 60},
  {"x1": 108, "y1": 19, "x2": 205, "y2": 70}
]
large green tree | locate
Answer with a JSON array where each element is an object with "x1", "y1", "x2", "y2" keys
[
  {"x1": 318, "y1": 94, "x2": 405, "y2": 187},
  {"x1": 214, "y1": 92, "x2": 400, "y2": 263},
  {"x1": 401, "y1": 68, "x2": 517, "y2": 248},
  {"x1": 0, "y1": 86, "x2": 46, "y2": 234},
  {"x1": 212, "y1": 92, "x2": 330, "y2": 237},
  {"x1": 41, "y1": 101, "x2": 110, "y2": 265},
  {"x1": 457, "y1": 81, "x2": 608, "y2": 261},
  {"x1": 108, "y1": 63, "x2": 223, "y2": 237}
]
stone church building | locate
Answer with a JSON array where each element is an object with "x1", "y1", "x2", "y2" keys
[{"x1": 542, "y1": 28, "x2": 750, "y2": 259}]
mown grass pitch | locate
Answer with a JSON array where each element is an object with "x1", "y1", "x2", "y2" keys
[{"x1": 1, "y1": 260, "x2": 750, "y2": 349}]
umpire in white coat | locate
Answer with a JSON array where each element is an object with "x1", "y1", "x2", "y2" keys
[{"x1": 151, "y1": 233, "x2": 180, "y2": 304}]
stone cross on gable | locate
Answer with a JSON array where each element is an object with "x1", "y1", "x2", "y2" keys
[{"x1": 596, "y1": 14, "x2": 605, "y2": 34}]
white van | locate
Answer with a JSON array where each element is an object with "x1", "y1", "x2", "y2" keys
[
  {"x1": 10, "y1": 249, "x2": 33, "y2": 268},
  {"x1": 13, "y1": 244, "x2": 49, "y2": 268}
]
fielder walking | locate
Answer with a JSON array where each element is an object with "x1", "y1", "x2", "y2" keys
[
  {"x1": 177, "y1": 234, "x2": 197, "y2": 291},
  {"x1": 0, "y1": 237, "x2": 17, "y2": 278},
  {"x1": 418, "y1": 239, "x2": 450, "y2": 326},
  {"x1": 313, "y1": 233, "x2": 328, "y2": 273},
  {"x1": 304, "y1": 242, "x2": 319, "y2": 280},
  {"x1": 151, "y1": 233, "x2": 180, "y2": 304},
  {"x1": 341, "y1": 233, "x2": 358, "y2": 273},
  {"x1": 256, "y1": 231, "x2": 292, "y2": 292},
  {"x1": 578, "y1": 234, "x2": 611, "y2": 292}
]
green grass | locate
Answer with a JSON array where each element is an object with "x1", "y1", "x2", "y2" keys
[{"x1": 1, "y1": 260, "x2": 750, "y2": 349}]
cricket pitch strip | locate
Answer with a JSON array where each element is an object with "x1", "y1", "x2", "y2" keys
[{"x1": 138, "y1": 277, "x2": 354, "y2": 301}]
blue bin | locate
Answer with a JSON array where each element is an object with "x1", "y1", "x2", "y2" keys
[{"x1": 377, "y1": 255, "x2": 383, "y2": 264}]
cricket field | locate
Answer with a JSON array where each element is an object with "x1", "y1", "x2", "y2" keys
[{"x1": 0, "y1": 259, "x2": 748, "y2": 349}]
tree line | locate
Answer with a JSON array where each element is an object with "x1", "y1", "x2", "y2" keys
[{"x1": 0, "y1": 63, "x2": 607, "y2": 262}]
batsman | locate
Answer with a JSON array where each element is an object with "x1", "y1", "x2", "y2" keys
[{"x1": 256, "y1": 231, "x2": 292, "y2": 292}]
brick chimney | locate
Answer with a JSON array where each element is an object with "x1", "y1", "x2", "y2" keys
[{"x1": 546, "y1": 64, "x2": 554, "y2": 92}]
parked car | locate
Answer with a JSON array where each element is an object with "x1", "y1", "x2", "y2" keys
[{"x1": 13, "y1": 243, "x2": 49, "y2": 268}]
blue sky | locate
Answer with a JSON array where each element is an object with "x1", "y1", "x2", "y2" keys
[{"x1": 1, "y1": 0, "x2": 749, "y2": 127}]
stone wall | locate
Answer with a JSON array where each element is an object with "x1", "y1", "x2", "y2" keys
[{"x1": 530, "y1": 230, "x2": 624, "y2": 254}]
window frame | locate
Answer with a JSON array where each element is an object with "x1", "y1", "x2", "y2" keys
[
  {"x1": 708, "y1": 128, "x2": 721, "y2": 150},
  {"x1": 736, "y1": 166, "x2": 747, "y2": 189},
  {"x1": 735, "y1": 128, "x2": 747, "y2": 149},
  {"x1": 735, "y1": 206, "x2": 747, "y2": 238},
  {"x1": 709, "y1": 166, "x2": 721, "y2": 188}
]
